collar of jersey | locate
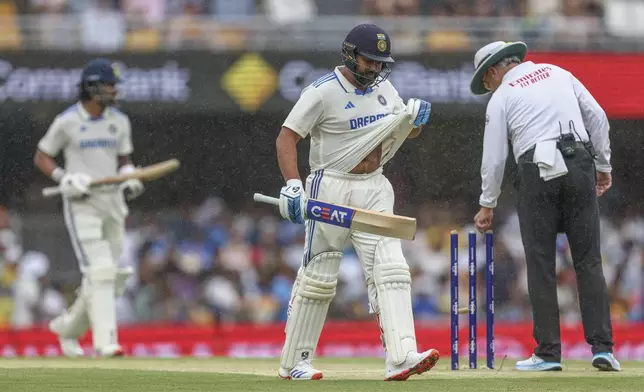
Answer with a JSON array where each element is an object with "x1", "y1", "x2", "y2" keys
[
  {"x1": 334, "y1": 67, "x2": 374, "y2": 95},
  {"x1": 76, "y1": 102, "x2": 111, "y2": 122},
  {"x1": 502, "y1": 61, "x2": 533, "y2": 84}
]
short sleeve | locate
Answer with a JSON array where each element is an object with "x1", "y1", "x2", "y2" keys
[
  {"x1": 118, "y1": 116, "x2": 134, "y2": 156},
  {"x1": 390, "y1": 84, "x2": 406, "y2": 112},
  {"x1": 282, "y1": 86, "x2": 324, "y2": 138},
  {"x1": 37, "y1": 116, "x2": 68, "y2": 157}
]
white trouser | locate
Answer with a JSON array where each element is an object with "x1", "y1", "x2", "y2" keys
[
  {"x1": 55, "y1": 196, "x2": 127, "y2": 353},
  {"x1": 63, "y1": 199, "x2": 125, "y2": 274},
  {"x1": 303, "y1": 168, "x2": 400, "y2": 310},
  {"x1": 280, "y1": 168, "x2": 417, "y2": 369}
]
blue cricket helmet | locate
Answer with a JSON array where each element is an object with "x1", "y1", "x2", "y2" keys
[
  {"x1": 78, "y1": 58, "x2": 121, "y2": 106},
  {"x1": 341, "y1": 24, "x2": 394, "y2": 89},
  {"x1": 80, "y1": 58, "x2": 121, "y2": 85},
  {"x1": 342, "y1": 24, "x2": 394, "y2": 64}
]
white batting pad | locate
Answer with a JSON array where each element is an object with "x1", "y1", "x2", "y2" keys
[
  {"x1": 374, "y1": 263, "x2": 417, "y2": 365},
  {"x1": 86, "y1": 263, "x2": 118, "y2": 353},
  {"x1": 49, "y1": 280, "x2": 90, "y2": 338},
  {"x1": 115, "y1": 267, "x2": 134, "y2": 296},
  {"x1": 280, "y1": 251, "x2": 342, "y2": 370},
  {"x1": 50, "y1": 266, "x2": 129, "y2": 340}
]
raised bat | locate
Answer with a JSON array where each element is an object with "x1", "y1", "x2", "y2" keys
[{"x1": 42, "y1": 159, "x2": 180, "y2": 198}]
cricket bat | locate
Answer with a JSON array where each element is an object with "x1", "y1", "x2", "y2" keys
[
  {"x1": 458, "y1": 307, "x2": 470, "y2": 314},
  {"x1": 42, "y1": 159, "x2": 181, "y2": 198},
  {"x1": 253, "y1": 193, "x2": 417, "y2": 241}
]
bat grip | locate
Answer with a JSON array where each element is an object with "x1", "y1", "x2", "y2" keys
[
  {"x1": 253, "y1": 193, "x2": 280, "y2": 206},
  {"x1": 42, "y1": 186, "x2": 62, "y2": 197}
]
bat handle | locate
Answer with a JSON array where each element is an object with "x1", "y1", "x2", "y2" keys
[
  {"x1": 253, "y1": 193, "x2": 280, "y2": 206},
  {"x1": 42, "y1": 186, "x2": 62, "y2": 198}
]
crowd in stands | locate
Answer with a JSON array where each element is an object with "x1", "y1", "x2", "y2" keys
[
  {"x1": 14, "y1": 0, "x2": 605, "y2": 19},
  {"x1": 1, "y1": 196, "x2": 643, "y2": 330},
  {"x1": 0, "y1": 0, "x2": 637, "y2": 334},
  {"x1": 0, "y1": 0, "x2": 610, "y2": 51}
]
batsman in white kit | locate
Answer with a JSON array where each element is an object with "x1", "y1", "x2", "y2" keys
[
  {"x1": 274, "y1": 24, "x2": 438, "y2": 381},
  {"x1": 33, "y1": 59, "x2": 144, "y2": 357}
]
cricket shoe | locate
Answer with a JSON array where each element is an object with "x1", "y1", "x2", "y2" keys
[
  {"x1": 385, "y1": 348, "x2": 440, "y2": 381},
  {"x1": 592, "y1": 353, "x2": 621, "y2": 371},
  {"x1": 515, "y1": 354, "x2": 562, "y2": 371},
  {"x1": 278, "y1": 360, "x2": 323, "y2": 380},
  {"x1": 96, "y1": 344, "x2": 125, "y2": 357},
  {"x1": 48, "y1": 318, "x2": 84, "y2": 358}
]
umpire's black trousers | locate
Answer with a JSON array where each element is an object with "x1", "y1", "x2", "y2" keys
[{"x1": 516, "y1": 142, "x2": 614, "y2": 362}]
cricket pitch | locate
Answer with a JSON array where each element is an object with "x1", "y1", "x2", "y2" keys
[{"x1": 0, "y1": 357, "x2": 642, "y2": 391}]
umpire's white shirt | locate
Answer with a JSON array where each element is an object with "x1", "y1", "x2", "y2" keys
[
  {"x1": 283, "y1": 66, "x2": 406, "y2": 173},
  {"x1": 480, "y1": 61, "x2": 611, "y2": 208}
]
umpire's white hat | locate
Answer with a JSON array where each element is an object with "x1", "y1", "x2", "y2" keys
[{"x1": 470, "y1": 41, "x2": 528, "y2": 96}]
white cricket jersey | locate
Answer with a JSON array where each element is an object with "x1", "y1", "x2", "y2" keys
[
  {"x1": 37, "y1": 102, "x2": 133, "y2": 181},
  {"x1": 282, "y1": 66, "x2": 407, "y2": 173},
  {"x1": 479, "y1": 61, "x2": 611, "y2": 208}
]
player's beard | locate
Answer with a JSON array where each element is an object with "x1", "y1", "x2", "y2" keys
[
  {"x1": 355, "y1": 62, "x2": 391, "y2": 90},
  {"x1": 88, "y1": 84, "x2": 118, "y2": 108},
  {"x1": 100, "y1": 96, "x2": 117, "y2": 107},
  {"x1": 355, "y1": 69, "x2": 379, "y2": 89},
  {"x1": 97, "y1": 91, "x2": 118, "y2": 108}
]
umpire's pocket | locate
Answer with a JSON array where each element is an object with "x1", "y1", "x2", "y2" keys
[
  {"x1": 515, "y1": 163, "x2": 535, "y2": 191},
  {"x1": 572, "y1": 153, "x2": 596, "y2": 185}
]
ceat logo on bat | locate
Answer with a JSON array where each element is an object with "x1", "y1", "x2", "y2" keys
[{"x1": 306, "y1": 200, "x2": 354, "y2": 229}]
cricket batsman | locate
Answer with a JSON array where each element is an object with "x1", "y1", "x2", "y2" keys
[
  {"x1": 274, "y1": 24, "x2": 437, "y2": 381},
  {"x1": 33, "y1": 58, "x2": 143, "y2": 357}
]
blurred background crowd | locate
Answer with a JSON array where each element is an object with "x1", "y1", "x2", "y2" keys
[
  {"x1": 0, "y1": 0, "x2": 637, "y2": 52},
  {"x1": 14, "y1": 0, "x2": 607, "y2": 20},
  {"x1": 0, "y1": 0, "x2": 643, "y2": 333},
  {"x1": 2, "y1": 197, "x2": 643, "y2": 329}
]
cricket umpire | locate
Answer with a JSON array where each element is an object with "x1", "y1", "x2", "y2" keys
[{"x1": 470, "y1": 41, "x2": 620, "y2": 372}]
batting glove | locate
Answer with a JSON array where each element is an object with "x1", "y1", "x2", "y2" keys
[
  {"x1": 119, "y1": 179, "x2": 145, "y2": 200},
  {"x1": 60, "y1": 172, "x2": 91, "y2": 199},
  {"x1": 278, "y1": 179, "x2": 307, "y2": 224},
  {"x1": 406, "y1": 98, "x2": 432, "y2": 127}
]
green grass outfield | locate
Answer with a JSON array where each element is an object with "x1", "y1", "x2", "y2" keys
[{"x1": 0, "y1": 357, "x2": 641, "y2": 391}]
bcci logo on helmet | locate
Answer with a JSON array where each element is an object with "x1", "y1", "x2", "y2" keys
[
  {"x1": 111, "y1": 64, "x2": 120, "y2": 80},
  {"x1": 376, "y1": 33, "x2": 388, "y2": 52}
]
